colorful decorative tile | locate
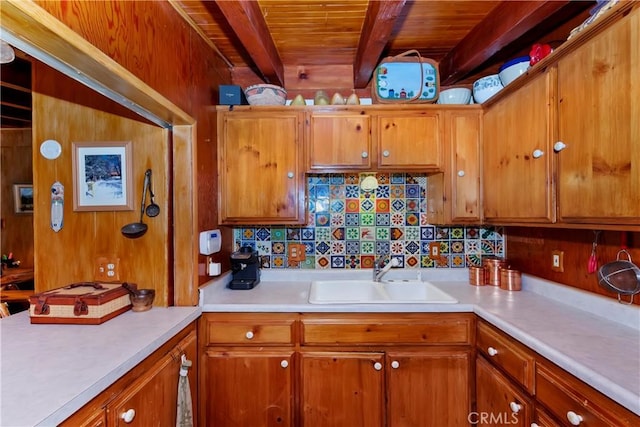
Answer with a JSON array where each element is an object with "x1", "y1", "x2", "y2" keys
[
  {"x1": 330, "y1": 213, "x2": 344, "y2": 226},
  {"x1": 376, "y1": 227, "x2": 390, "y2": 240},
  {"x1": 345, "y1": 198, "x2": 360, "y2": 212},
  {"x1": 376, "y1": 198, "x2": 390, "y2": 212},
  {"x1": 390, "y1": 227, "x2": 404, "y2": 240},
  {"x1": 345, "y1": 213, "x2": 360, "y2": 227},
  {"x1": 360, "y1": 213, "x2": 375, "y2": 226},
  {"x1": 330, "y1": 256, "x2": 345, "y2": 268},
  {"x1": 375, "y1": 213, "x2": 390, "y2": 226},
  {"x1": 286, "y1": 228, "x2": 300, "y2": 240},
  {"x1": 346, "y1": 227, "x2": 360, "y2": 240},
  {"x1": 231, "y1": 173, "x2": 503, "y2": 271},
  {"x1": 360, "y1": 227, "x2": 376, "y2": 240},
  {"x1": 315, "y1": 213, "x2": 330, "y2": 226},
  {"x1": 376, "y1": 185, "x2": 390, "y2": 199},
  {"x1": 256, "y1": 228, "x2": 271, "y2": 241}
]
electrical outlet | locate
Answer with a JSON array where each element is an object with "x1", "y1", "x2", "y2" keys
[
  {"x1": 429, "y1": 242, "x2": 441, "y2": 260},
  {"x1": 551, "y1": 250, "x2": 564, "y2": 272},
  {"x1": 94, "y1": 256, "x2": 121, "y2": 282}
]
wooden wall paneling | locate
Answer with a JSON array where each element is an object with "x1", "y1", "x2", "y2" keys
[
  {"x1": 0, "y1": 129, "x2": 34, "y2": 267},
  {"x1": 506, "y1": 227, "x2": 640, "y2": 305},
  {"x1": 35, "y1": 0, "x2": 193, "y2": 114},
  {"x1": 32, "y1": 92, "x2": 170, "y2": 305}
]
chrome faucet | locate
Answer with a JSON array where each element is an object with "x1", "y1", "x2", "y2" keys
[{"x1": 373, "y1": 255, "x2": 399, "y2": 282}]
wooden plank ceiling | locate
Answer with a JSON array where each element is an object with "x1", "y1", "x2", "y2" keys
[{"x1": 173, "y1": 0, "x2": 594, "y2": 92}]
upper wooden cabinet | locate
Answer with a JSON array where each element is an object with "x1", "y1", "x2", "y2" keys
[
  {"x1": 482, "y1": 2, "x2": 639, "y2": 228},
  {"x1": 217, "y1": 108, "x2": 306, "y2": 225},
  {"x1": 483, "y1": 71, "x2": 555, "y2": 224},
  {"x1": 307, "y1": 110, "x2": 372, "y2": 170},
  {"x1": 307, "y1": 106, "x2": 445, "y2": 173},
  {"x1": 374, "y1": 110, "x2": 443, "y2": 170},
  {"x1": 555, "y1": 5, "x2": 640, "y2": 225},
  {"x1": 428, "y1": 109, "x2": 483, "y2": 224}
]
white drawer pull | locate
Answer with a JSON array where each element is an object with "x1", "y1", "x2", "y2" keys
[
  {"x1": 121, "y1": 409, "x2": 136, "y2": 423},
  {"x1": 531, "y1": 423, "x2": 540, "y2": 427},
  {"x1": 391, "y1": 360, "x2": 400, "y2": 369},
  {"x1": 373, "y1": 362, "x2": 382, "y2": 371},
  {"x1": 509, "y1": 401, "x2": 522, "y2": 414},
  {"x1": 382, "y1": 150, "x2": 390, "y2": 157},
  {"x1": 487, "y1": 346, "x2": 498, "y2": 356},
  {"x1": 280, "y1": 360, "x2": 289, "y2": 368},
  {"x1": 287, "y1": 172, "x2": 294, "y2": 179},
  {"x1": 554, "y1": 141, "x2": 567, "y2": 152},
  {"x1": 457, "y1": 170, "x2": 465, "y2": 177},
  {"x1": 361, "y1": 151, "x2": 368, "y2": 158},
  {"x1": 532, "y1": 149, "x2": 544, "y2": 158},
  {"x1": 245, "y1": 331, "x2": 254, "y2": 339},
  {"x1": 567, "y1": 411, "x2": 583, "y2": 426}
]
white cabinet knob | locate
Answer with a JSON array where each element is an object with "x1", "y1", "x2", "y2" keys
[
  {"x1": 382, "y1": 150, "x2": 390, "y2": 157},
  {"x1": 361, "y1": 151, "x2": 368, "y2": 158},
  {"x1": 531, "y1": 423, "x2": 540, "y2": 427},
  {"x1": 287, "y1": 172, "x2": 294, "y2": 179},
  {"x1": 391, "y1": 360, "x2": 400, "y2": 369},
  {"x1": 487, "y1": 346, "x2": 498, "y2": 356},
  {"x1": 280, "y1": 360, "x2": 289, "y2": 368},
  {"x1": 567, "y1": 411, "x2": 584, "y2": 426},
  {"x1": 245, "y1": 331, "x2": 254, "y2": 339},
  {"x1": 457, "y1": 170, "x2": 465, "y2": 177},
  {"x1": 121, "y1": 409, "x2": 136, "y2": 423},
  {"x1": 532, "y1": 149, "x2": 544, "y2": 158},
  {"x1": 509, "y1": 401, "x2": 522, "y2": 414},
  {"x1": 554, "y1": 141, "x2": 567, "y2": 152},
  {"x1": 373, "y1": 362, "x2": 382, "y2": 371}
]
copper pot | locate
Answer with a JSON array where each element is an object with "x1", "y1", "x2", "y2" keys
[
  {"x1": 469, "y1": 266, "x2": 486, "y2": 286},
  {"x1": 483, "y1": 257, "x2": 506, "y2": 286},
  {"x1": 500, "y1": 268, "x2": 522, "y2": 291}
]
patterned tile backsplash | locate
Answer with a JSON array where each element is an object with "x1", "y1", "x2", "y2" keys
[{"x1": 234, "y1": 173, "x2": 504, "y2": 269}]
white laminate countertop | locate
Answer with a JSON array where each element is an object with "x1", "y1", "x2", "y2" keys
[
  {"x1": 200, "y1": 269, "x2": 640, "y2": 415},
  {"x1": 0, "y1": 306, "x2": 201, "y2": 427}
]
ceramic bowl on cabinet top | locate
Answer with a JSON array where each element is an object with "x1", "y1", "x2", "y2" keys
[
  {"x1": 498, "y1": 56, "x2": 531, "y2": 86},
  {"x1": 473, "y1": 74, "x2": 504, "y2": 103},
  {"x1": 437, "y1": 87, "x2": 472, "y2": 104},
  {"x1": 244, "y1": 84, "x2": 287, "y2": 105}
]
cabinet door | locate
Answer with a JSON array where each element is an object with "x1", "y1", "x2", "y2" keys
[
  {"x1": 556, "y1": 7, "x2": 640, "y2": 224},
  {"x1": 218, "y1": 111, "x2": 305, "y2": 224},
  {"x1": 203, "y1": 350, "x2": 294, "y2": 427},
  {"x1": 386, "y1": 349, "x2": 471, "y2": 427},
  {"x1": 476, "y1": 355, "x2": 532, "y2": 427},
  {"x1": 307, "y1": 112, "x2": 372, "y2": 171},
  {"x1": 483, "y1": 72, "x2": 555, "y2": 223},
  {"x1": 107, "y1": 330, "x2": 197, "y2": 426},
  {"x1": 300, "y1": 351, "x2": 384, "y2": 427},
  {"x1": 375, "y1": 111, "x2": 443, "y2": 170},
  {"x1": 428, "y1": 110, "x2": 482, "y2": 224}
]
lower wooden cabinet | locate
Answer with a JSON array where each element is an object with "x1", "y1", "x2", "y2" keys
[
  {"x1": 476, "y1": 355, "x2": 532, "y2": 427},
  {"x1": 61, "y1": 323, "x2": 197, "y2": 427},
  {"x1": 200, "y1": 312, "x2": 474, "y2": 427},
  {"x1": 300, "y1": 351, "x2": 385, "y2": 426},
  {"x1": 202, "y1": 350, "x2": 295, "y2": 426}
]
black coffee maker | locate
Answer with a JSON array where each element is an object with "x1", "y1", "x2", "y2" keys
[{"x1": 229, "y1": 246, "x2": 260, "y2": 290}]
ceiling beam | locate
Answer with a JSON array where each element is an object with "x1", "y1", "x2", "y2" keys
[
  {"x1": 439, "y1": 0, "x2": 572, "y2": 85},
  {"x1": 214, "y1": 0, "x2": 284, "y2": 87},
  {"x1": 353, "y1": 0, "x2": 406, "y2": 88}
]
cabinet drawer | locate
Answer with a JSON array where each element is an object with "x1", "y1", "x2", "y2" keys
[
  {"x1": 202, "y1": 313, "x2": 296, "y2": 345},
  {"x1": 477, "y1": 320, "x2": 535, "y2": 393},
  {"x1": 536, "y1": 360, "x2": 639, "y2": 427},
  {"x1": 301, "y1": 313, "x2": 473, "y2": 345}
]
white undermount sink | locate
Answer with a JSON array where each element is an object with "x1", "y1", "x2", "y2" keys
[{"x1": 308, "y1": 279, "x2": 458, "y2": 304}]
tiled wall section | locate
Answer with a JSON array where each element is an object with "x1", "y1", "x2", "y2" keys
[{"x1": 234, "y1": 173, "x2": 504, "y2": 269}]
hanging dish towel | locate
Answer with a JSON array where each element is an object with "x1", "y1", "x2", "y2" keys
[{"x1": 176, "y1": 355, "x2": 194, "y2": 427}]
